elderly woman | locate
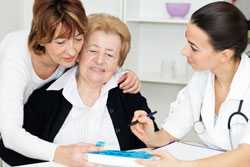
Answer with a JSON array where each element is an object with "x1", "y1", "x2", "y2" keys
[{"x1": 0, "y1": 14, "x2": 158, "y2": 167}]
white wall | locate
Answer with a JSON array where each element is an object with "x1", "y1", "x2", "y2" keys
[
  {"x1": 235, "y1": 0, "x2": 250, "y2": 19},
  {"x1": 0, "y1": 1, "x2": 23, "y2": 40},
  {"x1": 2, "y1": 0, "x2": 250, "y2": 38},
  {"x1": 20, "y1": 0, "x2": 33, "y2": 30}
]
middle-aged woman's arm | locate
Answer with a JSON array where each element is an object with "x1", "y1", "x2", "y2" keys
[
  {"x1": 138, "y1": 144, "x2": 250, "y2": 167},
  {"x1": 0, "y1": 35, "x2": 58, "y2": 162}
]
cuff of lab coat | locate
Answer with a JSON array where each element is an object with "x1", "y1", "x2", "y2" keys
[
  {"x1": 49, "y1": 144, "x2": 59, "y2": 162},
  {"x1": 162, "y1": 121, "x2": 187, "y2": 139}
]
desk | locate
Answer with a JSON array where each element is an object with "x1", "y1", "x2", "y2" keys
[
  {"x1": 17, "y1": 162, "x2": 112, "y2": 167},
  {"x1": 17, "y1": 142, "x2": 223, "y2": 167},
  {"x1": 16, "y1": 162, "x2": 66, "y2": 167}
]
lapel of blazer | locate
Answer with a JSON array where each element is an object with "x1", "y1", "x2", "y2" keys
[
  {"x1": 47, "y1": 92, "x2": 72, "y2": 141},
  {"x1": 107, "y1": 88, "x2": 131, "y2": 150}
]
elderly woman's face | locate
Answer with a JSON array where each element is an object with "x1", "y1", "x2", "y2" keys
[{"x1": 78, "y1": 30, "x2": 121, "y2": 85}]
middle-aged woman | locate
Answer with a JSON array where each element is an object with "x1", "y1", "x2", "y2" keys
[
  {"x1": 131, "y1": 1, "x2": 250, "y2": 167},
  {"x1": 0, "y1": 13, "x2": 158, "y2": 166},
  {"x1": 0, "y1": 0, "x2": 141, "y2": 166}
]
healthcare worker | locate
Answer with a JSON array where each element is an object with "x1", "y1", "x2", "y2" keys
[{"x1": 131, "y1": 1, "x2": 250, "y2": 167}]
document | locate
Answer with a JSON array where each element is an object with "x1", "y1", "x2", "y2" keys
[{"x1": 155, "y1": 142, "x2": 224, "y2": 160}]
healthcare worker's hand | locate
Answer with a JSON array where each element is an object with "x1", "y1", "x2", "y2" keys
[
  {"x1": 137, "y1": 150, "x2": 183, "y2": 167},
  {"x1": 130, "y1": 110, "x2": 156, "y2": 147},
  {"x1": 54, "y1": 144, "x2": 102, "y2": 167},
  {"x1": 118, "y1": 70, "x2": 141, "y2": 93}
]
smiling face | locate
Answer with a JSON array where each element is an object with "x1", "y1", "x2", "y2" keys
[
  {"x1": 43, "y1": 24, "x2": 84, "y2": 68},
  {"x1": 182, "y1": 23, "x2": 222, "y2": 71},
  {"x1": 78, "y1": 30, "x2": 121, "y2": 85}
]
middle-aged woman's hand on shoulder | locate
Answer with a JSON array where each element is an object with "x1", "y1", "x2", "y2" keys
[
  {"x1": 130, "y1": 110, "x2": 156, "y2": 147},
  {"x1": 54, "y1": 144, "x2": 101, "y2": 167},
  {"x1": 118, "y1": 70, "x2": 141, "y2": 93}
]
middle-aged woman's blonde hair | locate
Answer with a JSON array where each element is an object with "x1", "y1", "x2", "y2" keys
[
  {"x1": 28, "y1": 0, "x2": 87, "y2": 55},
  {"x1": 86, "y1": 13, "x2": 131, "y2": 66}
]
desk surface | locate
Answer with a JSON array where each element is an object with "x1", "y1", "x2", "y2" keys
[
  {"x1": 17, "y1": 162, "x2": 65, "y2": 167},
  {"x1": 17, "y1": 142, "x2": 223, "y2": 167},
  {"x1": 17, "y1": 162, "x2": 113, "y2": 167}
]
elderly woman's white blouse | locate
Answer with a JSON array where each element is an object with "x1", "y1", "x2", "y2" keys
[{"x1": 47, "y1": 67, "x2": 120, "y2": 149}]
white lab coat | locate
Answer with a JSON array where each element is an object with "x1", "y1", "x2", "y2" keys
[{"x1": 163, "y1": 54, "x2": 250, "y2": 150}]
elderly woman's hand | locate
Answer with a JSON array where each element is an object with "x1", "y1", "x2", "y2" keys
[{"x1": 118, "y1": 70, "x2": 141, "y2": 93}]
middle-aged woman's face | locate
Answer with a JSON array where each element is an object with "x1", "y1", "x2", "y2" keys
[
  {"x1": 182, "y1": 23, "x2": 223, "y2": 71},
  {"x1": 44, "y1": 23, "x2": 84, "y2": 68},
  {"x1": 78, "y1": 30, "x2": 121, "y2": 85}
]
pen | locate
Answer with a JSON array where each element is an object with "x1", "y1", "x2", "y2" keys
[
  {"x1": 129, "y1": 111, "x2": 157, "y2": 126},
  {"x1": 151, "y1": 140, "x2": 176, "y2": 150}
]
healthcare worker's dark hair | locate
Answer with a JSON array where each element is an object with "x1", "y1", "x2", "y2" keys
[{"x1": 191, "y1": 1, "x2": 249, "y2": 59}]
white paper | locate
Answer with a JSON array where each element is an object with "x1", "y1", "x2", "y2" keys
[{"x1": 155, "y1": 142, "x2": 224, "y2": 160}]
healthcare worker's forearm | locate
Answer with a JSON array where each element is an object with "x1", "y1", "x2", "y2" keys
[
  {"x1": 148, "y1": 129, "x2": 176, "y2": 148},
  {"x1": 182, "y1": 144, "x2": 250, "y2": 167}
]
